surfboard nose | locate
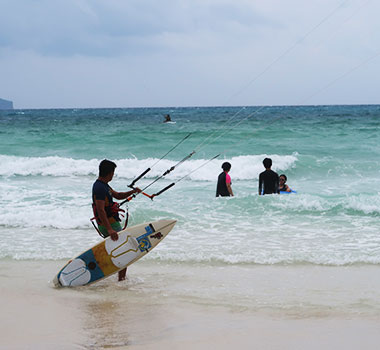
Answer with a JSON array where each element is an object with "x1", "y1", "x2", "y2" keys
[{"x1": 154, "y1": 219, "x2": 177, "y2": 232}]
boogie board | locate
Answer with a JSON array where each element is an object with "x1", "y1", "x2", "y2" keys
[{"x1": 53, "y1": 219, "x2": 176, "y2": 287}]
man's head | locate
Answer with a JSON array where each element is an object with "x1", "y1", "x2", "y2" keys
[
  {"x1": 99, "y1": 159, "x2": 117, "y2": 178},
  {"x1": 221, "y1": 162, "x2": 231, "y2": 172},
  {"x1": 263, "y1": 158, "x2": 272, "y2": 169}
]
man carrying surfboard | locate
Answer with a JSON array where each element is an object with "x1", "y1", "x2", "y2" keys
[{"x1": 92, "y1": 159, "x2": 141, "y2": 281}]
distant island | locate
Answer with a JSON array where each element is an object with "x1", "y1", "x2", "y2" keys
[{"x1": 0, "y1": 98, "x2": 14, "y2": 109}]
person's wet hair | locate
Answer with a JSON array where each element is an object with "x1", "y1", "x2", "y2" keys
[
  {"x1": 263, "y1": 158, "x2": 272, "y2": 168},
  {"x1": 279, "y1": 174, "x2": 287, "y2": 182},
  {"x1": 99, "y1": 159, "x2": 117, "y2": 177},
  {"x1": 222, "y1": 162, "x2": 231, "y2": 171}
]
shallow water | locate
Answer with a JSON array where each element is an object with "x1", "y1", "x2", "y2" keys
[{"x1": 1, "y1": 105, "x2": 380, "y2": 265}]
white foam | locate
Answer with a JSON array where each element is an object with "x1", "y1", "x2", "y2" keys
[
  {"x1": 0, "y1": 155, "x2": 99, "y2": 177},
  {"x1": 2, "y1": 152, "x2": 379, "y2": 265},
  {"x1": 0, "y1": 153, "x2": 298, "y2": 181},
  {"x1": 345, "y1": 195, "x2": 380, "y2": 215}
]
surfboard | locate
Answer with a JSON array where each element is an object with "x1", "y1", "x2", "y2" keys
[{"x1": 53, "y1": 219, "x2": 176, "y2": 287}]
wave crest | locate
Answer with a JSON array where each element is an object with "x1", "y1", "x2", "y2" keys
[{"x1": 0, "y1": 153, "x2": 298, "y2": 181}]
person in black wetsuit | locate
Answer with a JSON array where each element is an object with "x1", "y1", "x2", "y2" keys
[
  {"x1": 216, "y1": 162, "x2": 234, "y2": 197},
  {"x1": 164, "y1": 114, "x2": 172, "y2": 123},
  {"x1": 258, "y1": 158, "x2": 279, "y2": 195}
]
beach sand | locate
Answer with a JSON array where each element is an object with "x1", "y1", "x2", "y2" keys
[{"x1": 1, "y1": 260, "x2": 380, "y2": 350}]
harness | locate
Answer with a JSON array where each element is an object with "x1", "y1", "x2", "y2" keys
[{"x1": 90, "y1": 202, "x2": 129, "y2": 238}]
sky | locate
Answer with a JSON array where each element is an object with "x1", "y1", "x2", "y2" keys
[{"x1": 0, "y1": 0, "x2": 379, "y2": 109}]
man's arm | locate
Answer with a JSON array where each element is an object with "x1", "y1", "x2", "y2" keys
[
  {"x1": 225, "y1": 173, "x2": 234, "y2": 197},
  {"x1": 275, "y1": 174, "x2": 279, "y2": 194},
  {"x1": 111, "y1": 188, "x2": 141, "y2": 200},
  {"x1": 227, "y1": 183, "x2": 234, "y2": 196},
  {"x1": 258, "y1": 173, "x2": 263, "y2": 195}
]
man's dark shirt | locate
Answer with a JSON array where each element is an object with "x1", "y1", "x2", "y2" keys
[
  {"x1": 92, "y1": 179, "x2": 119, "y2": 223},
  {"x1": 259, "y1": 169, "x2": 279, "y2": 195}
]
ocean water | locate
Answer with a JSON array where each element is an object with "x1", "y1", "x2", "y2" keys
[{"x1": 1, "y1": 105, "x2": 380, "y2": 265}]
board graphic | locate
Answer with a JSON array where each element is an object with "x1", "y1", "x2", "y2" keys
[{"x1": 54, "y1": 219, "x2": 176, "y2": 287}]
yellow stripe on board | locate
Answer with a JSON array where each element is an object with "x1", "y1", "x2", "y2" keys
[{"x1": 92, "y1": 242, "x2": 119, "y2": 276}]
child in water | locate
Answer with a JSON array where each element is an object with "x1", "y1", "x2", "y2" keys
[
  {"x1": 216, "y1": 162, "x2": 234, "y2": 197},
  {"x1": 279, "y1": 174, "x2": 291, "y2": 192}
]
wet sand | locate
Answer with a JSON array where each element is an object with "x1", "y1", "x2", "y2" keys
[{"x1": 1, "y1": 260, "x2": 380, "y2": 349}]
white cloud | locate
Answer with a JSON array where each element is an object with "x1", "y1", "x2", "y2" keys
[
  {"x1": 0, "y1": 0, "x2": 272, "y2": 57},
  {"x1": 0, "y1": 0, "x2": 379, "y2": 108}
]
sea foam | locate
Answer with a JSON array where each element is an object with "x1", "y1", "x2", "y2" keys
[{"x1": 0, "y1": 153, "x2": 298, "y2": 181}]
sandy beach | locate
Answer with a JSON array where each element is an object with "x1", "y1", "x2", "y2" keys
[{"x1": 1, "y1": 260, "x2": 380, "y2": 350}]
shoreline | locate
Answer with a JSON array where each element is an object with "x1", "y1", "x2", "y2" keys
[{"x1": 1, "y1": 260, "x2": 380, "y2": 349}]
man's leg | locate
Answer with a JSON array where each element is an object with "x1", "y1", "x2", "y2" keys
[{"x1": 118, "y1": 268, "x2": 127, "y2": 281}]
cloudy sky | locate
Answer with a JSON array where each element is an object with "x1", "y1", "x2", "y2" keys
[{"x1": 0, "y1": 0, "x2": 379, "y2": 108}]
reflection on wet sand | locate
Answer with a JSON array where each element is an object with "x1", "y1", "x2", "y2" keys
[{"x1": 77, "y1": 280, "x2": 173, "y2": 349}]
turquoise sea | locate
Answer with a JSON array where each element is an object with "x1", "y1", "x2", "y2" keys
[{"x1": 1, "y1": 105, "x2": 380, "y2": 265}]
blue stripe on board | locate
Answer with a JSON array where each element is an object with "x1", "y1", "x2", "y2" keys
[{"x1": 77, "y1": 249, "x2": 105, "y2": 283}]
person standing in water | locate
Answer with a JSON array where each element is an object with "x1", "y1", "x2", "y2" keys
[
  {"x1": 258, "y1": 158, "x2": 279, "y2": 195},
  {"x1": 92, "y1": 159, "x2": 140, "y2": 281},
  {"x1": 216, "y1": 162, "x2": 234, "y2": 197}
]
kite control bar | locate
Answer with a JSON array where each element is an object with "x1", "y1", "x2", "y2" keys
[
  {"x1": 128, "y1": 168, "x2": 151, "y2": 188},
  {"x1": 120, "y1": 182, "x2": 175, "y2": 206},
  {"x1": 150, "y1": 182, "x2": 175, "y2": 199}
]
